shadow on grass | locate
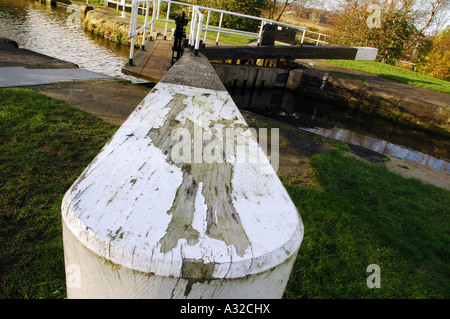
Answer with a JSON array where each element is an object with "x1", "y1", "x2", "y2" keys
[
  {"x1": 378, "y1": 73, "x2": 436, "y2": 86},
  {"x1": 283, "y1": 149, "x2": 450, "y2": 299},
  {"x1": 370, "y1": 73, "x2": 450, "y2": 94}
]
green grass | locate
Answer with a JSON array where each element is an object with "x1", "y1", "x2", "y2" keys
[
  {"x1": 1, "y1": 88, "x2": 449, "y2": 298},
  {"x1": 85, "y1": 0, "x2": 105, "y2": 4},
  {"x1": 0, "y1": 88, "x2": 119, "y2": 298},
  {"x1": 330, "y1": 71, "x2": 369, "y2": 84},
  {"x1": 283, "y1": 149, "x2": 450, "y2": 298},
  {"x1": 325, "y1": 60, "x2": 450, "y2": 95}
]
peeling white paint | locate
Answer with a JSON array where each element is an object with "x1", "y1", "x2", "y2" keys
[
  {"x1": 191, "y1": 182, "x2": 208, "y2": 235},
  {"x1": 354, "y1": 47, "x2": 378, "y2": 60},
  {"x1": 62, "y1": 61, "x2": 303, "y2": 298}
]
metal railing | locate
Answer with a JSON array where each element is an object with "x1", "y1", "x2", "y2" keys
[
  {"x1": 189, "y1": 5, "x2": 203, "y2": 56},
  {"x1": 104, "y1": 0, "x2": 147, "y2": 15},
  {"x1": 298, "y1": 28, "x2": 329, "y2": 46},
  {"x1": 105, "y1": 0, "x2": 129, "y2": 11},
  {"x1": 127, "y1": 0, "x2": 330, "y2": 64}
]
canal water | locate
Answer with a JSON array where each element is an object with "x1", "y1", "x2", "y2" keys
[
  {"x1": 230, "y1": 88, "x2": 450, "y2": 173},
  {"x1": 0, "y1": 0, "x2": 139, "y2": 81},
  {"x1": 1, "y1": 0, "x2": 449, "y2": 173}
]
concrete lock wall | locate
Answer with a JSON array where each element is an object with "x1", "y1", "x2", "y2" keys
[
  {"x1": 212, "y1": 62, "x2": 450, "y2": 136},
  {"x1": 212, "y1": 63, "x2": 290, "y2": 91},
  {"x1": 61, "y1": 52, "x2": 304, "y2": 299},
  {"x1": 285, "y1": 68, "x2": 450, "y2": 136}
]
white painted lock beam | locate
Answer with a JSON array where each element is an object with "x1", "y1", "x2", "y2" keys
[{"x1": 61, "y1": 52, "x2": 304, "y2": 299}]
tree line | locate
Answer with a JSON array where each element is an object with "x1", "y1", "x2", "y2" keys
[{"x1": 328, "y1": 0, "x2": 449, "y2": 80}]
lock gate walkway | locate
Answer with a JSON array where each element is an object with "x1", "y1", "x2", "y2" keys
[{"x1": 122, "y1": 39, "x2": 173, "y2": 83}]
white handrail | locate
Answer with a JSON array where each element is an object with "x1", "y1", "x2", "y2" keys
[
  {"x1": 106, "y1": 0, "x2": 146, "y2": 12},
  {"x1": 190, "y1": 6, "x2": 204, "y2": 55},
  {"x1": 128, "y1": 0, "x2": 156, "y2": 64},
  {"x1": 127, "y1": 0, "x2": 330, "y2": 64}
]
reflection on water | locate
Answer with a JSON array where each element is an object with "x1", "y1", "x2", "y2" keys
[
  {"x1": 304, "y1": 126, "x2": 449, "y2": 172},
  {"x1": 230, "y1": 87, "x2": 450, "y2": 173},
  {"x1": 0, "y1": 0, "x2": 140, "y2": 81}
]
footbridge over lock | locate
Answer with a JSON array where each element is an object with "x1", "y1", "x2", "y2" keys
[
  {"x1": 121, "y1": 0, "x2": 377, "y2": 83},
  {"x1": 61, "y1": 0, "x2": 377, "y2": 299}
]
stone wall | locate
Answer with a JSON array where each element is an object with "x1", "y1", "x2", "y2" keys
[{"x1": 286, "y1": 68, "x2": 450, "y2": 137}]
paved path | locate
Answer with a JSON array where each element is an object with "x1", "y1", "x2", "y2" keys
[
  {"x1": 0, "y1": 37, "x2": 109, "y2": 88},
  {"x1": 0, "y1": 38, "x2": 78, "y2": 69},
  {"x1": 31, "y1": 79, "x2": 150, "y2": 125},
  {"x1": 0, "y1": 66, "x2": 110, "y2": 88},
  {"x1": 0, "y1": 37, "x2": 150, "y2": 125}
]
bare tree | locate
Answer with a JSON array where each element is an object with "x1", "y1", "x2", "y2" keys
[
  {"x1": 430, "y1": 5, "x2": 450, "y2": 34},
  {"x1": 266, "y1": 0, "x2": 300, "y2": 21},
  {"x1": 376, "y1": 0, "x2": 449, "y2": 35},
  {"x1": 418, "y1": 0, "x2": 450, "y2": 35}
]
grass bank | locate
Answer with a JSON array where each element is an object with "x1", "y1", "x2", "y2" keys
[
  {"x1": 0, "y1": 88, "x2": 118, "y2": 298},
  {"x1": 325, "y1": 60, "x2": 450, "y2": 95},
  {"x1": 1, "y1": 88, "x2": 448, "y2": 298},
  {"x1": 283, "y1": 149, "x2": 450, "y2": 298}
]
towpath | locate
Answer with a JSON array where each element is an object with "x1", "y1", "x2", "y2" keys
[{"x1": 0, "y1": 37, "x2": 149, "y2": 125}]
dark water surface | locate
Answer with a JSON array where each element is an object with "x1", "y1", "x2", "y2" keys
[{"x1": 230, "y1": 88, "x2": 450, "y2": 173}]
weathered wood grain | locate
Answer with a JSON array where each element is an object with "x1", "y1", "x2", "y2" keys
[
  {"x1": 200, "y1": 45, "x2": 378, "y2": 61},
  {"x1": 62, "y1": 52, "x2": 303, "y2": 298}
]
